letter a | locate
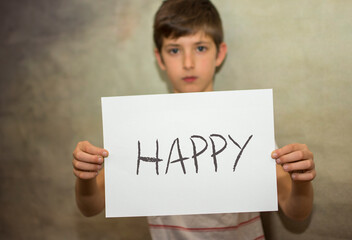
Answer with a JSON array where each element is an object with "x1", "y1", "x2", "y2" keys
[{"x1": 165, "y1": 138, "x2": 189, "y2": 174}]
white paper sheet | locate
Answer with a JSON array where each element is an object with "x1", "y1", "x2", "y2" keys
[{"x1": 102, "y1": 89, "x2": 277, "y2": 218}]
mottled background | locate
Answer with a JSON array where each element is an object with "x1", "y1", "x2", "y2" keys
[{"x1": 0, "y1": 0, "x2": 351, "y2": 239}]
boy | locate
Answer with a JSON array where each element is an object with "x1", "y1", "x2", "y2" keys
[{"x1": 73, "y1": 0, "x2": 316, "y2": 239}]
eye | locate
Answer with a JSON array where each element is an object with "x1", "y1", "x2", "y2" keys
[
  {"x1": 168, "y1": 48, "x2": 179, "y2": 54},
  {"x1": 196, "y1": 46, "x2": 207, "y2": 52}
]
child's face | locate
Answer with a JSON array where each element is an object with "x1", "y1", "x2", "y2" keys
[{"x1": 155, "y1": 31, "x2": 227, "y2": 93}]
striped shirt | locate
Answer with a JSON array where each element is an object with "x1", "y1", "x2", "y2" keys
[{"x1": 148, "y1": 212, "x2": 265, "y2": 240}]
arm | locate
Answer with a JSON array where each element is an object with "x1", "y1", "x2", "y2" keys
[
  {"x1": 72, "y1": 141, "x2": 109, "y2": 217},
  {"x1": 272, "y1": 144, "x2": 316, "y2": 221}
]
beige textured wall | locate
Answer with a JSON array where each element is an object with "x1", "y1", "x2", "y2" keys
[{"x1": 1, "y1": 0, "x2": 351, "y2": 239}]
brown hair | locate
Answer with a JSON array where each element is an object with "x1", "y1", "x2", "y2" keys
[{"x1": 153, "y1": 0, "x2": 224, "y2": 53}]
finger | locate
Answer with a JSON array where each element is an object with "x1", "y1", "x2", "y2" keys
[
  {"x1": 277, "y1": 150, "x2": 312, "y2": 164},
  {"x1": 72, "y1": 159, "x2": 103, "y2": 172},
  {"x1": 73, "y1": 168, "x2": 98, "y2": 180},
  {"x1": 291, "y1": 170, "x2": 316, "y2": 181},
  {"x1": 78, "y1": 141, "x2": 109, "y2": 157},
  {"x1": 73, "y1": 150, "x2": 104, "y2": 164},
  {"x1": 282, "y1": 159, "x2": 315, "y2": 172},
  {"x1": 272, "y1": 143, "x2": 308, "y2": 159}
]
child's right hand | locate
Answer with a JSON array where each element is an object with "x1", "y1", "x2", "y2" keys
[{"x1": 72, "y1": 141, "x2": 109, "y2": 180}]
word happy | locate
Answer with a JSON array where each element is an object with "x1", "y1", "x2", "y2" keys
[{"x1": 136, "y1": 134, "x2": 253, "y2": 175}]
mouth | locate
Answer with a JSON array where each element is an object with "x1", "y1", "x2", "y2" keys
[{"x1": 182, "y1": 76, "x2": 197, "y2": 83}]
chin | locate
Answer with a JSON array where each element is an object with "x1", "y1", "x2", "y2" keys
[
  {"x1": 177, "y1": 89, "x2": 201, "y2": 93},
  {"x1": 176, "y1": 85, "x2": 210, "y2": 93}
]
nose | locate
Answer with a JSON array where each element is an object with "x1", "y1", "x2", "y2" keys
[{"x1": 183, "y1": 51, "x2": 194, "y2": 70}]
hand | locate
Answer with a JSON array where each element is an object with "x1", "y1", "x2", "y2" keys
[
  {"x1": 272, "y1": 143, "x2": 316, "y2": 182},
  {"x1": 72, "y1": 141, "x2": 109, "y2": 180}
]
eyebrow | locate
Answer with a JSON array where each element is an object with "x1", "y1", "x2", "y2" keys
[
  {"x1": 164, "y1": 44, "x2": 180, "y2": 48},
  {"x1": 194, "y1": 41, "x2": 211, "y2": 45},
  {"x1": 164, "y1": 41, "x2": 211, "y2": 48}
]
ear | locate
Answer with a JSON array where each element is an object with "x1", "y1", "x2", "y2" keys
[
  {"x1": 154, "y1": 48, "x2": 166, "y2": 70},
  {"x1": 215, "y1": 42, "x2": 228, "y2": 67}
]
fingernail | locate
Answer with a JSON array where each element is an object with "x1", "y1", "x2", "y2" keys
[
  {"x1": 276, "y1": 158, "x2": 281, "y2": 164},
  {"x1": 272, "y1": 152, "x2": 278, "y2": 158},
  {"x1": 98, "y1": 157, "x2": 103, "y2": 163},
  {"x1": 103, "y1": 151, "x2": 108, "y2": 157},
  {"x1": 283, "y1": 164, "x2": 288, "y2": 171}
]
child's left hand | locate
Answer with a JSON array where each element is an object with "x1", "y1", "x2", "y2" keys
[{"x1": 272, "y1": 143, "x2": 316, "y2": 182}]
